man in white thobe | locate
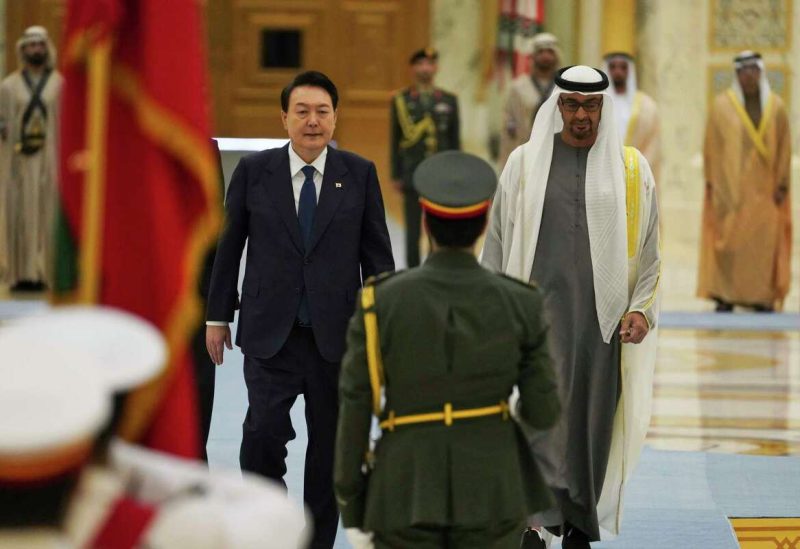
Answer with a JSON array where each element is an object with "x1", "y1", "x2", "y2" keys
[
  {"x1": 0, "y1": 26, "x2": 63, "y2": 291},
  {"x1": 482, "y1": 65, "x2": 660, "y2": 548}
]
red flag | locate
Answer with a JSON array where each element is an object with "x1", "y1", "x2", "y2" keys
[
  {"x1": 57, "y1": 0, "x2": 221, "y2": 457},
  {"x1": 495, "y1": 0, "x2": 545, "y2": 84}
]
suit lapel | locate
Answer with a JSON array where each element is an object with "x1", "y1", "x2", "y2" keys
[
  {"x1": 308, "y1": 146, "x2": 348, "y2": 255},
  {"x1": 264, "y1": 144, "x2": 304, "y2": 254}
]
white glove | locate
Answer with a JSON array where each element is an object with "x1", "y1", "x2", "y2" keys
[
  {"x1": 509, "y1": 386, "x2": 521, "y2": 421},
  {"x1": 345, "y1": 527, "x2": 374, "y2": 549}
]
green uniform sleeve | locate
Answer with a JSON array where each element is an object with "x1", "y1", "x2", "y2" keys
[
  {"x1": 451, "y1": 95, "x2": 461, "y2": 150},
  {"x1": 517, "y1": 291, "x2": 560, "y2": 429},
  {"x1": 334, "y1": 295, "x2": 374, "y2": 528}
]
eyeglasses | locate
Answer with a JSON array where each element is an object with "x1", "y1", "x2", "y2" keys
[{"x1": 559, "y1": 98, "x2": 603, "y2": 113}]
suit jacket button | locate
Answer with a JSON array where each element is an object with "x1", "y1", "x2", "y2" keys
[
  {"x1": 294, "y1": 287, "x2": 300, "y2": 293},
  {"x1": 304, "y1": 258, "x2": 311, "y2": 265}
]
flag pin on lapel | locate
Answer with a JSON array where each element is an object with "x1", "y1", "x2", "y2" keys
[{"x1": 335, "y1": 182, "x2": 343, "y2": 188}]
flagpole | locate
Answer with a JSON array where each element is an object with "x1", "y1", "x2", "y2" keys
[{"x1": 78, "y1": 39, "x2": 111, "y2": 304}]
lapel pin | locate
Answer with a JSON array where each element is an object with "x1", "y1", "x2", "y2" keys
[{"x1": 335, "y1": 182, "x2": 343, "y2": 188}]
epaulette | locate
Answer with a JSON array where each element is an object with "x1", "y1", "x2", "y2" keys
[
  {"x1": 497, "y1": 272, "x2": 538, "y2": 290},
  {"x1": 364, "y1": 269, "x2": 406, "y2": 287}
]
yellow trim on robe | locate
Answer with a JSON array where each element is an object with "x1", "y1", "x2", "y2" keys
[
  {"x1": 726, "y1": 89, "x2": 774, "y2": 161},
  {"x1": 624, "y1": 91, "x2": 643, "y2": 145},
  {"x1": 623, "y1": 146, "x2": 640, "y2": 258}
]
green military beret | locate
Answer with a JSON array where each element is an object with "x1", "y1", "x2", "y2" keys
[
  {"x1": 413, "y1": 151, "x2": 497, "y2": 219},
  {"x1": 409, "y1": 47, "x2": 438, "y2": 65}
]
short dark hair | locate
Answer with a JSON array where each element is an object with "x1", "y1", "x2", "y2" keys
[
  {"x1": 425, "y1": 213, "x2": 487, "y2": 248},
  {"x1": 281, "y1": 70, "x2": 338, "y2": 112}
]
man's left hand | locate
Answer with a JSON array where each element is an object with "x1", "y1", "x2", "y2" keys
[
  {"x1": 620, "y1": 312, "x2": 649, "y2": 344},
  {"x1": 774, "y1": 186, "x2": 788, "y2": 206}
]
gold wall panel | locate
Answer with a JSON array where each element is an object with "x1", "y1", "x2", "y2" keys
[{"x1": 709, "y1": 0, "x2": 792, "y2": 53}]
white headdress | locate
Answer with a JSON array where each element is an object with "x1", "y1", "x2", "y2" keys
[
  {"x1": 16, "y1": 25, "x2": 57, "y2": 69},
  {"x1": 512, "y1": 65, "x2": 628, "y2": 343},
  {"x1": 731, "y1": 51, "x2": 771, "y2": 112},
  {"x1": 603, "y1": 53, "x2": 638, "y2": 137},
  {"x1": 531, "y1": 32, "x2": 562, "y2": 61}
]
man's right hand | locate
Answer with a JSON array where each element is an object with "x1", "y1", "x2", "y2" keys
[{"x1": 206, "y1": 325, "x2": 232, "y2": 365}]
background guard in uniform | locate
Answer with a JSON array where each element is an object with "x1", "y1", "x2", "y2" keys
[{"x1": 390, "y1": 48, "x2": 460, "y2": 268}]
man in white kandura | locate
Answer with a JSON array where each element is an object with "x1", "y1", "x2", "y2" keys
[
  {"x1": 482, "y1": 65, "x2": 660, "y2": 548},
  {"x1": 602, "y1": 52, "x2": 660, "y2": 183}
]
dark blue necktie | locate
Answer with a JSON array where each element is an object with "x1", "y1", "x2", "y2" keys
[{"x1": 297, "y1": 165, "x2": 316, "y2": 325}]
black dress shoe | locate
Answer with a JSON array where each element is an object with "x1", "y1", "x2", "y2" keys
[
  {"x1": 562, "y1": 525, "x2": 591, "y2": 548},
  {"x1": 27, "y1": 281, "x2": 47, "y2": 292},
  {"x1": 714, "y1": 298, "x2": 733, "y2": 312},
  {"x1": 9, "y1": 281, "x2": 32, "y2": 292},
  {"x1": 520, "y1": 528, "x2": 546, "y2": 549}
]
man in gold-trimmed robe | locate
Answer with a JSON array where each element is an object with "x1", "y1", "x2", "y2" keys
[{"x1": 698, "y1": 51, "x2": 792, "y2": 312}]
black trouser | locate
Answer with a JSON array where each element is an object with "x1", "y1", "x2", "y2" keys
[
  {"x1": 403, "y1": 186, "x2": 423, "y2": 268},
  {"x1": 240, "y1": 326, "x2": 340, "y2": 549},
  {"x1": 191, "y1": 325, "x2": 216, "y2": 461},
  {"x1": 374, "y1": 519, "x2": 526, "y2": 549}
]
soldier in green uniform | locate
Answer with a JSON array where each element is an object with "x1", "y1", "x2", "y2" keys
[
  {"x1": 390, "y1": 48, "x2": 461, "y2": 268},
  {"x1": 334, "y1": 151, "x2": 560, "y2": 548}
]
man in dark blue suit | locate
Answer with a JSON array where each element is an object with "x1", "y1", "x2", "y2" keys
[{"x1": 206, "y1": 71, "x2": 394, "y2": 548}]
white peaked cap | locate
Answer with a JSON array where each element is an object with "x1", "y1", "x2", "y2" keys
[
  {"x1": 0, "y1": 306, "x2": 167, "y2": 393},
  {"x1": 0, "y1": 349, "x2": 110, "y2": 480}
]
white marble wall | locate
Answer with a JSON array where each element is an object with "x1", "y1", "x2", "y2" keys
[{"x1": 431, "y1": 0, "x2": 490, "y2": 159}]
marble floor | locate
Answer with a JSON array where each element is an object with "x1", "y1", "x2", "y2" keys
[{"x1": 648, "y1": 328, "x2": 800, "y2": 457}]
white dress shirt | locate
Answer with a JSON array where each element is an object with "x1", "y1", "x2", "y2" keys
[
  {"x1": 207, "y1": 144, "x2": 327, "y2": 326},
  {"x1": 288, "y1": 143, "x2": 326, "y2": 212}
]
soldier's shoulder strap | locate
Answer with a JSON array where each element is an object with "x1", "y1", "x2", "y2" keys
[
  {"x1": 496, "y1": 272, "x2": 539, "y2": 291},
  {"x1": 363, "y1": 269, "x2": 405, "y2": 288},
  {"x1": 361, "y1": 273, "x2": 400, "y2": 418}
]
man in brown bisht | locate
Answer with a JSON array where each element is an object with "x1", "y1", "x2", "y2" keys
[
  {"x1": 498, "y1": 33, "x2": 561, "y2": 171},
  {"x1": 699, "y1": 51, "x2": 792, "y2": 312},
  {"x1": 0, "y1": 26, "x2": 63, "y2": 292}
]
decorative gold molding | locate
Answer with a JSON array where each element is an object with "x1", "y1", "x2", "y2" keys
[
  {"x1": 730, "y1": 518, "x2": 800, "y2": 548},
  {"x1": 709, "y1": 0, "x2": 793, "y2": 53}
]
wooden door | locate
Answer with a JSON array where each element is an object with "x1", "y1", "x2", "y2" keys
[{"x1": 208, "y1": 0, "x2": 430, "y2": 218}]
